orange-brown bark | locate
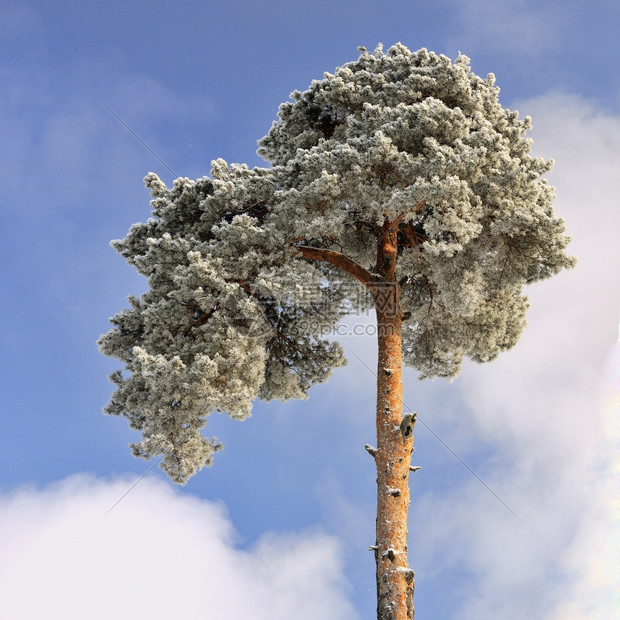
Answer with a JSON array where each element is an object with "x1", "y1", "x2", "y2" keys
[{"x1": 373, "y1": 221, "x2": 414, "y2": 620}]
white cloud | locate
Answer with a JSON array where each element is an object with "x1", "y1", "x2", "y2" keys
[
  {"x1": 0, "y1": 475, "x2": 358, "y2": 620},
  {"x1": 452, "y1": 0, "x2": 566, "y2": 57},
  {"x1": 411, "y1": 94, "x2": 620, "y2": 619}
]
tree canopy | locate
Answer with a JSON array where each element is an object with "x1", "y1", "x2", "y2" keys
[{"x1": 99, "y1": 44, "x2": 574, "y2": 484}]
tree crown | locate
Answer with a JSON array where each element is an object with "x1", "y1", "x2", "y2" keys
[{"x1": 99, "y1": 44, "x2": 574, "y2": 483}]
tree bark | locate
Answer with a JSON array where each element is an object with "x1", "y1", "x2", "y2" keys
[{"x1": 373, "y1": 222, "x2": 415, "y2": 620}]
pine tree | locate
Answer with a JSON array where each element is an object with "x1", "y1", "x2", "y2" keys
[{"x1": 99, "y1": 44, "x2": 575, "y2": 619}]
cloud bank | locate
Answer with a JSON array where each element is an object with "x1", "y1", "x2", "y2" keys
[{"x1": 0, "y1": 475, "x2": 358, "y2": 620}]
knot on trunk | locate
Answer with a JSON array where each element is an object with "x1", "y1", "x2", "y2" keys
[
  {"x1": 398, "y1": 567, "x2": 415, "y2": 585},
  {"x1": 400, "y1": 412, "x2": 417, "y2": 440},
  {"x1": 365, "y1": 444, "x2": 378, "y2": 458}
]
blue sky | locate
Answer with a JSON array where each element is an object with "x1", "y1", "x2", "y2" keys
[{"x1": 1, "y1": 1, "x2": 619, "y2": 618}]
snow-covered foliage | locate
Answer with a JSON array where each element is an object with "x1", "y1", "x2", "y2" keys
[{"x1": 99, "y1": 44, "x2": 574, "y2": 483}]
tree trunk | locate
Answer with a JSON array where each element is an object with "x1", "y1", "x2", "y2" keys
[
  {"x1": 300, "y1": 220, "x2": 416, "y2": 617},
  {"x1": 373, "y1": 223, "x2": 415, "y2": 620}
]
